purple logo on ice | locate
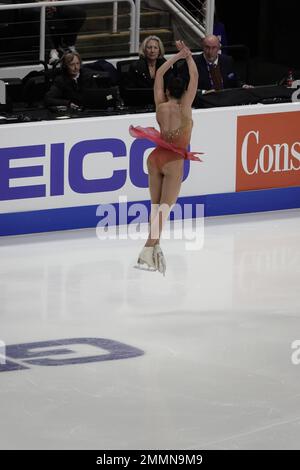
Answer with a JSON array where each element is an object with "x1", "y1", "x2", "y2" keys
[{"x1": 0, "y1": 338, "x2": 144, "y2": 372}]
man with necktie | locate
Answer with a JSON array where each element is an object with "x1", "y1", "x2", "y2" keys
[{"x1": 179, "y1": 34, "x2": 241, "y2": 95}]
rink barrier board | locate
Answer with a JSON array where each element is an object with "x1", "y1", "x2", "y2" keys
[
  {"x1": 1, "y1": 103, "x2": 300, "y2": 235},
  {"x1": 1, "y1": 185, "x2": 300, "y2": 236}
]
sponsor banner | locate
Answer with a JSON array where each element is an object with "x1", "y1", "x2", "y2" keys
[
  {"x1": 0, "y1": 109, "x2": 235, "y2": 214},
  {"x1": 236, "y1": 110, "x2": 300, "y2": 191},
  {"x1": 0, "y1": 102, "x2": 299, "y2": 224}
]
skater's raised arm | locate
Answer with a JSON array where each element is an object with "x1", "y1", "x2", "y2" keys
[
  {"x1": 175, "y1": 41, "x2": 198, "y2": 107},
  {"x1": 154, "y1": 43, "x2": 190, "y2": 107}
]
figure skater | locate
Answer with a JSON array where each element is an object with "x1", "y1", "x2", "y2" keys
[{"x1": 130, "y1": 41, "x2": 202, "y2": 275}]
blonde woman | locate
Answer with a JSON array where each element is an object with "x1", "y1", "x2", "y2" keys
[{"x1": 127, "y1": 35, "x2": 173, "y2": 89}]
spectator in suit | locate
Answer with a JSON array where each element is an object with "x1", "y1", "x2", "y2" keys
[
  {"x1": 126, "y1": 35, "x2": 173, "y2": 89},
  {"x1": 44, "y1": 51, "x2": 97, "y2": 108},
  {"x1": 192, "y1": 35, "x2": 240, "y2": 93},
  {"x1": 178, "y1": 34, "x2": 253, "y2": 96},
  {"x1": 17, "y1": 0, "x2": 86, "y2": 65}
]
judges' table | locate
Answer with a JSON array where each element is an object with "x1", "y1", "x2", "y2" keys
[{"x1": 0, "y1": 102, "x2": 300, "y2": 236}]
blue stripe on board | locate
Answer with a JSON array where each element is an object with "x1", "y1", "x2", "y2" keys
[{"x1": 1, "y1": 186, "x2": 300, "y2": 236}]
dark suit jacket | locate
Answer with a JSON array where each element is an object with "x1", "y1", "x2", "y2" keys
[
  {"x1": 179, "y1": 53, "x2": 241, "y2": 91},
  {"x1": 126, "y1": 57, "x2": 173, "y2": 89},
  {"x1": 44, "y1": 68, "x2": 97, "y2": 107}
]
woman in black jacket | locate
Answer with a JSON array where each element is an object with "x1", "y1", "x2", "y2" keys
[{"x1": 126, "y1": 35, "x2": 173, "y2": 89}]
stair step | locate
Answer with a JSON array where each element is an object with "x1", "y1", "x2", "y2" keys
[
  {"x1": 77, "y1": 29, "x2": 174, "y2": 58},
  {"x1": 0, "y1": 2, "x2": 175, "y2": 65},
  {"x1": 81, "y1": 11, "x2": 171, "y2": 33},
  {"x1": 84, "y1": 3, "x2": 131, "y2": 16},
  {"x1": 77, "y1": 28, "x2": 174, "y2": 46}
]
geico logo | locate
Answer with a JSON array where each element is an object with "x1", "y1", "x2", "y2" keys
[
  {"x1": 0, "y1": 338, "x2": 144, "y2": 372},
  {"x1": 0, "y1": 138, "x2": 191, "y2": 201},
  {"x1": 241, "y1": 130, "x2": 300, "y2": 175}
]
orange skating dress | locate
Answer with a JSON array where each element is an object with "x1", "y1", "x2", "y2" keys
[{"x1": 129, "y1": 114, "x2": 203, "y2": 172}]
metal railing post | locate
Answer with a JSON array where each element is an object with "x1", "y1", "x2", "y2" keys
[
  {"x1": 112, "y1": 2, "x2": 118, "y2": 33},
  {"x1": 129, "y1": 1, "x2": 136, "y2": 53},
  {"x1": 205, "y1": 0, "x2": 215, "y2": 35},
  {"x1": 39, "y1": 6, "x2": 46, "y2": 61},
  {"x1": 134, "y1": 0, "x2": 141, "y2": 53}
]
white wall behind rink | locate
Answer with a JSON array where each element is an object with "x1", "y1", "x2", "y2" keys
[{"x1": 0, "y1": 102, "x2": 299, "y2": 215}]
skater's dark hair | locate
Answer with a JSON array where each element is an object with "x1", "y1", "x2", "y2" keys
[{"x1": 167, "y1": 76, "x2": 186, "y2": 99}]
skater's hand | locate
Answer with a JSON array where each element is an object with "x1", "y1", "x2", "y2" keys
[{"x1": 175, "y1": 40, "x2": 191, "y2": 59}]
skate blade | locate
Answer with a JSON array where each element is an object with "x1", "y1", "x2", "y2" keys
[{"x1": 134, "y1": 263, "x2": 156, "y2": 272}]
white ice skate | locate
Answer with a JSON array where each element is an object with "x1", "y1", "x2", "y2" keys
[{"x1": 135, "y1": 246, "x2": 156, "y2": 272}]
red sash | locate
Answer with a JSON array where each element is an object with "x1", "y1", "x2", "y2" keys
[{"x1": 129, "y1": 125, "x2": 203, "y2": 162}]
